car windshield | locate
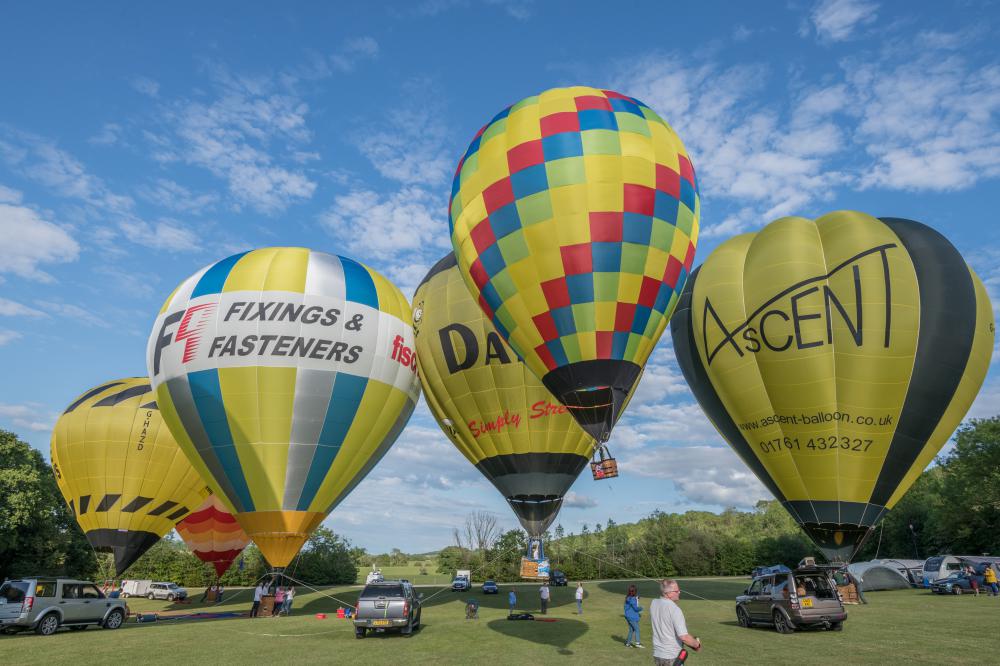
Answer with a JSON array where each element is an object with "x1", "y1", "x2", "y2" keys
[
  {"x1": 0, "y1": 582, "x2": 29, "y2": 604},
  {"x1": 362, "y1": 584, "x2": 404, "y2": 598}
]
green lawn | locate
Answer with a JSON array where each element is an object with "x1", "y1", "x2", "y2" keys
[
  {"x1": 355, "y1": 560, "x2": 450, "y2": 585},
  {"x1": 3, "y1": 578, "x2": 991, "y2": 665}
]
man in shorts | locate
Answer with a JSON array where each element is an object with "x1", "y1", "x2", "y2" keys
[{"x1": 650, "y1": 579, "x2": 702, "y2": 665}]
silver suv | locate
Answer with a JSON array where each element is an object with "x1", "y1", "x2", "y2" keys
[
  {"x1": 0, "y1": 578, "x2": 127, "y2": 635},
  {"x1": 147, "y1": 582, "x2": 187, "y2": 601}
]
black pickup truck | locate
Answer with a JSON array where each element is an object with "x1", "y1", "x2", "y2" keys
[{"x1": 353, "y1": 580, "x2": 422, "y2": 638}]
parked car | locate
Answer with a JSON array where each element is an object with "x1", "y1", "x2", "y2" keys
[
  {"x1": 451, "y1": 575, "x2": 471, "y2": 591},
  {"x1": 0, "y1": 578, "x2": 127, "y2": 636},
  {"x1": 930, "y1": 571, "x2": 985, "y2": 595},
  {"x1": 145, "y1": 582, "x2": 187, "y2": 601},
  {"x1": 353, "y1": 580, "x2": 422, "y2": 638},
  {"x1": 735, "y1": 563, "x2": 847, "y2": 633},
  {"x1": 482, "y1": 580, "x2": 499, "y2": 594},
  {"x1": 550, "y1": 570, "x2": 568, "y2": 586}
]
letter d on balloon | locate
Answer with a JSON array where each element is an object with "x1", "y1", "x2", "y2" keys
[{"x1": 439, "y1": 323, "x2": 479, "y2": 374}]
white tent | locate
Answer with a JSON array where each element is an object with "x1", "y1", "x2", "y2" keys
[{"x1": 847, "y1": 561, "x2": 912, "y2": 591}]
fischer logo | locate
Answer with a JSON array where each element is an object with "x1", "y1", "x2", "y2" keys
[{"x1": 391, "y1": 335, "x2": 418, "y2": 373}]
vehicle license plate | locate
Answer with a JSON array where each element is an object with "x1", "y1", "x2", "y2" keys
[
  {"x1": 373, "y1": 619, "x2": 391, "y2": 626},
  {"x1": 801, "y1": 598, "x2": 813, "y2": 608}
]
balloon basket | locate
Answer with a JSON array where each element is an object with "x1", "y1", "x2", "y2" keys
[{"x1": 590, "y1": 445, "x2": 618, "y2": 480}]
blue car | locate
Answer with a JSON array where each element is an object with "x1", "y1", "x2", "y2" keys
[
  {"x1": 930, "y1": 572, "x2": 984, "y2": 595},
  {"x1": 482, "y1": 580, "x2": 499, "y2": 594}
]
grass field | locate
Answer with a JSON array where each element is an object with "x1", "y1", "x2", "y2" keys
[
  {"x1": 3, "y1": 578, "x2": 992, "y2": 665},
  {"x1": 355, "y1": 560, "x2": 451, "y2": 585}
]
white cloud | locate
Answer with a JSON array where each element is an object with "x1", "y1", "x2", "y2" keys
[
  {"x1": 355, "y1": 102, "x2": 452, "y2": 187},
  {"x1": 153, "y1": 66, "x2": 317, "y2": 213},
  {"x1": 806, "y1": 0, "x2": 879, "y2": 42},
  {"x1": 0, "y1": 330, "x2": 21, "y2": 346},
  {"x1": 330, "y1": 36, "x2": 379, "y2": 73},
  {"x1": 319, "y1": 186, "x2": 451, "y2": 261},
  {"x1": 118, "y1": 218, "x2": 201, "y2": 252},
  {"x1": 0, "y1": 402, "x2": 58, "y2": 432},
  {"x1": 36, "y1": 301, "x2": 112, "y2": 328},
  {"x1": 130, "y1": 76, "x2": 160, "y2": 98},
  {"x1": 0, "y1": 297, "x2": 46, "y2": 317},
  {"x1": 621, "y1": 444, "x2": 768, "y2": 509},
  {"x1": 0, "y1": 184, "x2": 23, "y2": 204},
  {"x1": 137, "y1": 178, "x2": 218, "y2": 214},
  {"x1": 563, "y1": 491, "x2": 598, "y2": 509},
  {"x1": 89, "y1": 122, "x2": 124, "y2": 146},
  {"x1": 0, "y1": 203, "x2": 79, "y2": 282},
  {"x1": 847, "y1": 55, "x2": 1000, "y2": 191}
]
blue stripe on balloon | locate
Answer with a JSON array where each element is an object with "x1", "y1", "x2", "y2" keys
[
  {"x1": 296, "y1": 373, "x2": 369, "y2": 511},
  {"x1": 191, "y1": 251, "x2": 250, "y2": 298},
  {"x1": 187, "y1": 369, "x2": 255, "y2": 512},
  {"x1": 340, "y1": 256, "x2": 379, "y2": 309}
]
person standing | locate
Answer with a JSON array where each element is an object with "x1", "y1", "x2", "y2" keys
[
  {"x1": 539, "y1": 582, "x2": 550, "y2": 615},
  {"x1": 575, "y1": 582, "x2": 584, "y2": 615},
  {"x1": 508, "y1": 589, "x2": 517, "y2": 614},
  {"x1": 985, "y1": 565, "x2": 999, "y2": 596},
  {"x1": 624, "y1": 584, "x2": 643, "y2": 648},
  {"x1": 274, "y1": 586, "x2": 286, "y2": 617},
  {"x1": 650, "y1": 579, "x2": 702, "y2": 665},
  {"x1": 283, "y1": 586, "x2": 295, "y2": 615},
  {"x1": 216, "y1": 583, "x2": 225, "y2": 604},
  {"x1": 250, "y1": 582, "x2": 264, "y2": 618}
]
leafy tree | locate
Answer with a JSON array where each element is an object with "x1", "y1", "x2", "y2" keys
[
  {"x1": 0, "y1": 430, "x2": 95, "y2": 580},
  {"x1": 294, "y1": 527, "x2": 358, "y2": 585}
]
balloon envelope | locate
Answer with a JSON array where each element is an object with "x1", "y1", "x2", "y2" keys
[
  {"x1": 175, "y1": 495, "x2": 250, "y2": 577},
  {"x1": 51, "y1": 377, "x2": 210, "y2": 575},
  {"x1": 413, "y1": 254, "x2": 594, "y2": 537},
  {"x1": 670, "y1": 212, "x2": 994, "y2": 561},
  {"x1": 147, "y1": 247, "x2": 420, "y2": 567},
  {"x1": 449, "y1": 86, "x2": 699, "y2": 442}
]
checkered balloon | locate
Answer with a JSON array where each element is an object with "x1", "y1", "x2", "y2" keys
[{"x1": 450, "y1": 86, "x2": 699, "y2": 442}]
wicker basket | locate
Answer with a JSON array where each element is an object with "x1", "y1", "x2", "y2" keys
[{"x1": 590, "y1": 445, "x2": 619, "y2": 480}]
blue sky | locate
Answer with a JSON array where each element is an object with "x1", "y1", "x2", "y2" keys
[{"x1": 1, "y1": 0, "x2": 998, "y2": 553}]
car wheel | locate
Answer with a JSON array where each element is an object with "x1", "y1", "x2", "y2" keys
[
  {"x1": 773, "y1": 610, "x2": 794, "y2": 634},
  {"x1": 414, "y1": 611, "x2": 421, "y2": 630},
  {"x1": 953, "y1": 587, "x2": 962, "y2": 595},
  {"x1": 737, "y1": 606, "x2": 752, "y2": 628},
  {"x1": 355, "y1": 628, "x2": 367, "y2": 639},
  {"x1": 36, "y1": 614, "x2": 60, "y2": 636},
  {"x1": 104, "y1": 609, "x2": 125, "y2": 630},
  {"x1": 147, "y1": 592, "x2": 155, "y2": 600},
  {"x1": 167, "y1": 594, "x2": 175, "y2": 601},
  {"x1": 830, "y1": 621, "x2": 844, "y2": 632}
]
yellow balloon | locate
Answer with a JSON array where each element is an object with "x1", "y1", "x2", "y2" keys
[
  {"x1": 413, "y1": 254, "x2": 594, "y2": 537},
  {"x1": 671, "y1": 212, "x2": 994, "y2": 561},
  {"x1": 147, "y1": 247, "x2": 420, "y2": 567},
  {"x1": 51, "y1": 378, "x2": 210, "y2": 574}
]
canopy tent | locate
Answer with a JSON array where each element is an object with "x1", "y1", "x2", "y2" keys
[{"x1": 847, "y1": 561, "x2": 912, "y2": 591}]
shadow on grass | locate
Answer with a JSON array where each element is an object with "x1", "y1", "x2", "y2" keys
[
  {"x1": 487, "y1": 617, "x2": 588, "y2": 655},
  {"x1": 597, "y1": 578, "x2": 746, "y2": 602}
]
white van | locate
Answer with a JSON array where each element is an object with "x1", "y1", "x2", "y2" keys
[{"x1": 921, "y1": 556, "x2": 963, "y2": 587}]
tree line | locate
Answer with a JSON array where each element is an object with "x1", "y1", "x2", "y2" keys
[{"x1": 2, "y1": 416, "x2": 997, "y2": 585}]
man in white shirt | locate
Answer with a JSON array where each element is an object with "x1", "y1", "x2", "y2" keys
[
  {"x1": 539, "y1": 583, "x2": 550, "y2": 614},
  {"x1": 250, "y1": 582, "x2": 264, "y2": 618},
  {"x1": 650, "y1": 579, "x2": 701, "y2": 664}
]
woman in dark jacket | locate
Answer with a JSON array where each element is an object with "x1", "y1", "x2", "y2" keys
[{"x1": 624, "y1": 584, "x2": 644, "y2": 648}]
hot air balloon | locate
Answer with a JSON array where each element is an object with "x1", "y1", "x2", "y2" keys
[
  {"x1": 449, "y1": 86, "x2": 699, "y2": 445},
  {"x1": 414, "y1": 254, "x2": 597, "y2": 578},
  {"x1": 51, "y1": 377, "x2": 210, "y2": 575},
  {"x1": 147, "y1": 247, "x2": 420, "y2": 568},
  {"x1": 175, "y1": 495, "x2": 250, "y2": 578},
  {"x1": 670, "y1": 211, "x2": 994, "y2": 562}
]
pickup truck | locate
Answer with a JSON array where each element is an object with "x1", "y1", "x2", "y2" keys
[{"x1": 353, "y1": 580, "x2": 422, "y2": 638}]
